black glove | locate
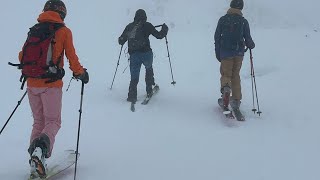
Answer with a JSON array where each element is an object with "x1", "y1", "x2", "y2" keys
[
  {"x1": 162, "y1": 23, "x2": 168, "y2": 31},
  {"x1": 161, "y1": 23, "x2": 168, "y2": 35},
  {"x1": 118, "y1": 37, "x2": 126, "y2": 45},
  {"x1": 246, "y1": 40, "x2": 255, "y2": 50},
  {"x1": 74, "y1": 69, "x2": 89, "y2": 84}
]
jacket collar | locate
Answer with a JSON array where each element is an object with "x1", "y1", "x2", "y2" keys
[{"x1": 227, "y1": 8, "x2": 243, "y2": 16}]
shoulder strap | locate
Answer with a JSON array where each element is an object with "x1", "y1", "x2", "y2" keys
[{"x1": 51, "y1": 23, "x2": 65, "y2": 66}]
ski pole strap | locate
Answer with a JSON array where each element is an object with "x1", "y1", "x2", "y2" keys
[
  {"x1": 20, "y1": 76, "x2": 27, "y2": 90},
  {"x1": 66, "y1": 77, "x2": 75, "y2": 92}
]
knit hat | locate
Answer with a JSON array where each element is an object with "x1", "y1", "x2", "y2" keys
[{"x1": 230, "y1": 0, "x2": 244, "y2": 10}]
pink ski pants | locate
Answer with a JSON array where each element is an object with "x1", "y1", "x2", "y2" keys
[{"x1": 27, "y1": 87, "x2": 62, "y2": 157}]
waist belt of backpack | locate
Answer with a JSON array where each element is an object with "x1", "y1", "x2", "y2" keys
[
  {"x1": 11, "y1": 58, "x2": 63, "y2": 90},
  {"x1": 8, "y1": 62, "x2": 36, "y2": 90}
]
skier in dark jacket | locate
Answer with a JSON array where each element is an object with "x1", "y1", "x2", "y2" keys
[
  {"x1": 214, "y1": 0, "x2": 255, "y2": 113},
  {"x1": 118, "y1": 9, "x2": 168, "y2": 103}
]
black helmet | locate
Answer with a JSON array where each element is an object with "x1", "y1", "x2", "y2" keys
[
  {"x1": 43, "y1": 0, "x2": 67, "y2": 20},
  {"x1": 134, "y1": 9, "x2": 147, "y2": 23},
  {"x1": 230, "y1": 0, "x2": 244, "y2": 10}
]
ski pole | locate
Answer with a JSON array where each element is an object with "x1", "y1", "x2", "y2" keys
[
  {"x1": 249, "y1": 50, "x2": 257, "y2": 113},
  {"x1": 165, "y1": 36, "x2": 176, "y2": 85},
  {"x1": 0, "y1": 90, "x2": 27, "y2": 135},
  {"x1": 121, "y1": 47, "x2": 130, "y2": 74},
  {"x1": 250, "y1": 49, "x2": 262, "y2": 116},
  {"x1": 122, "y1": 55, "x2": 130, "y2": 74},
  {"x1": 155, "y1": 25, "x2": 176, "y2": 85},
  {"x1": 110, "y1": 45, "x2": 124, "y2": 90},
  {"x1": 74, "y1": 82, "x2": 84, "y2": 180}
]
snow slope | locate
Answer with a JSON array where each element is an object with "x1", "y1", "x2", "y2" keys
[{"x1": 1, "y1": 0, "x2": 320, "y2": 180}]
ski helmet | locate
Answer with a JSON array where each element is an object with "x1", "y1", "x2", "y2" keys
[
  {"x1": 43, "y1": 0, "x2": 67, "y2": 20},
  {"x1": 230, "y1": 0, "x2": 244, "y2": 10}
]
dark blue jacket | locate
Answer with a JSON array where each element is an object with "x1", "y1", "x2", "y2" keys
[{"x1": 214, "y1": 8, "x2": 255, "y2": 61}]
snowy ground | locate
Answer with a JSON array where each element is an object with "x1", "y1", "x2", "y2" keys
[{"x1": 1, "y1": 0, "x2": 320, "y2": 180}]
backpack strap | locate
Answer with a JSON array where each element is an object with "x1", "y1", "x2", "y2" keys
[
  {"x1": 43, "y1": 23, "x2": 65, "y2": 84},
  {"x1": 47, "y1": 23, "x2": 65, "y2": 68}
]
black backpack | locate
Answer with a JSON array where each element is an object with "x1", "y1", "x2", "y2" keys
[
  {"x1": 220, "y1": 14, "x2": 245, "y2": 51},
  {"x1": 127, "y1": 22, "x2": 147, "y2": 51}
]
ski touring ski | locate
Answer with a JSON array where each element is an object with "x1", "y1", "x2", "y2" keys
[
  {"x1": 218, "y1": 98, "x2": 235, "y2": 119},
  {"x1": 141, "y1": 85, "x2": 160, "y2": 105},
  {"x1": 28, "y1": 150, "x2": 78, "y2": 180},
  {"x1": 128, "y1": 85, "x2": 159, "y2": 112}
]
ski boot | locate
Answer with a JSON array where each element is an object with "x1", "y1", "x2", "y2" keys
[
  {"x1": 146, "y1": 84, "x2": 159, "y2": 98},
  {"x1": 29, "y1": 158, "x2": 38, "y2": 179},
  {"x1": 230, "y1": 99, "x2": 245, "y2": 121},
  {"x1": 30, "y1": 147, "x2": 47, "y2": 179}
]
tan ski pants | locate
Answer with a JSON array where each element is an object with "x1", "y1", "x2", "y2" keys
[{"x1": 220, "y1": 56, "x2": 243, "y2": 100}]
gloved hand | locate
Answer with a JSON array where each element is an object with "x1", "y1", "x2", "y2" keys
[
  {"x1": 246, "y1": 41, "x2": 255, "y2": 50},
  {"x1": 74, "y1": 68, "x2": 89, "y2": 84},
  {"x1": 162, "y1": 23, "x2": 168, "y2": 31},
  {"x1": 118, "y1": 37, "x2": 126, "y2": 45},
  {"x1": 161, "y1": 23, "x2": 169, "y2": 35}
]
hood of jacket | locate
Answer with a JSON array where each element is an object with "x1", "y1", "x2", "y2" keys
[
  {"x1": 37, "y1": 11, "x2": 64, "y2": 24},
  {"x1": 134, "y1": 9, "x2": 147, "y2": 23}
]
